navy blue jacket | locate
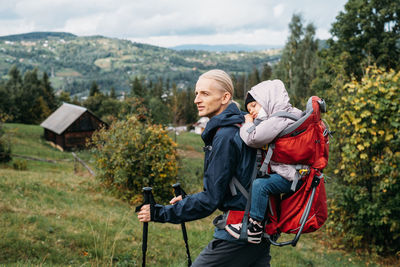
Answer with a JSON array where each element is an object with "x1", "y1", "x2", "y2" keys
[{"x1": 152, "y1": 103, "x2": 256, "y2": 241}]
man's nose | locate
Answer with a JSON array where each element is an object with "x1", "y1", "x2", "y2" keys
[{"x1": 194, "y1": 94, "x2": 201, "y2": 104}]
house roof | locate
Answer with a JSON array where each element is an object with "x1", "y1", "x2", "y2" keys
[
  {"x1": 40, "y1": 103, "x2": 87, "y2": 135},
  {"x1": 194, "y1": 117, "x2": 209, "y2": 128}
]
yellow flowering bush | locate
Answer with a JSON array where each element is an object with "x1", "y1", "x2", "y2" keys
[
  {"x1": 327, "y1": 67, "x2": 400, "y2": 254},
  {"x1": 90, "y1": 116, "x2": 178, "y2": 204}
]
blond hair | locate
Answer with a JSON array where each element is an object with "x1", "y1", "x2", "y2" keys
[{"x1": 199, "y1": 69, "x2": 234, "y2": 100}]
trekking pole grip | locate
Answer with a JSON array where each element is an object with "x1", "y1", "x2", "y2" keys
[
  {"x1": 172, "y1": 183, "x2": 182, "y2": 198},
  {"x1": 143, "y1": 187, "x2": 152, "y2": 204}
]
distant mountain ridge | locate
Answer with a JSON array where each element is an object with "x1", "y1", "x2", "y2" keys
[
  {"x1": 0, "y1": 32, "x2": 281, "y2": 98},
  {"x1": 0, "y1": 32, "x2": 77, "y2": 41},
  {"x1": 170, "y1": 44, "x2": 283, "y2": 52}
]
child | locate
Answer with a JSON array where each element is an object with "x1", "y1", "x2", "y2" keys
[{"x1": 225, "y1": 80, "x2": 303, "y2": 244}]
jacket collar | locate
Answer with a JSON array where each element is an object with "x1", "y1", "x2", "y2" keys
[{"x1": 201, "y1": 103, "x2": 244, "y2": 145}]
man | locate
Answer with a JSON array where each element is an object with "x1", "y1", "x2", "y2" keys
[{"x1": 138, "y1": 69, "x2": 271, "y2": 266}]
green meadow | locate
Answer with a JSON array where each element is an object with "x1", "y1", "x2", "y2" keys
[{"x1": 0, "y1": 123, "x2": 392, "y2": 266}]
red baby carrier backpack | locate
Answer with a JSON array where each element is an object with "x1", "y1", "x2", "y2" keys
[{"x1": 227, "y1": 96, "x2": 330, "y2": 246}]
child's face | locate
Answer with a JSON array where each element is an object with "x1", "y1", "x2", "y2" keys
[{"x1": 246, "y1": 101, "x2": 262, "y2": 119}]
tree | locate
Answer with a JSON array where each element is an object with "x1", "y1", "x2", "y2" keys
[
  {"x1": 110, "y1": 87, "x2": 117, "y2": 99},
  {"x1": 17, "y1": 68, "x2": 50, "y2": 124},
  {"x1": 130, "y1": 76, "x2": 144, "y2": 98},
  {"x1": 41, "y1": 72, "x2": 58, "y2": 111},
  {"x1": 328, "y1": 0, "x2": 400, "y2": 79},
  {"x1": 5, "y1": 65, "x2": 22, "y2": 120},
  {"x1": 261, "y1": 63, "x2": 272, "y2": 81},
  {"x1": 148, "y1": 97, "x2": 171, "y2": 125},
  {"x1": 0, "y1": 114, "x2": 11, "y2": 163},
  {"x1": 274, "y1": 14, "x2": 319, "y2": 108},
  {"x1": 89, "y1": 81, "x2": 100, "y2": 96},
  {"x1": 327, "y1": 67, "x2": 400, "y2": 254},
  {"x1": 249, "y1": 67, "x2": 261, "y2": 87}
]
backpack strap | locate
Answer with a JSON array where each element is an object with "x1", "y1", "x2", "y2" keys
[
  {"x1": 238, "y1": 158, "x2": 259, "y2": 241},
  {"x1": 270, "y1": 111, "x2": 299, "y2": 122},
  {"x1": 259, "y1": 144, "x2": 275, "y2": 176},
  {"x1": 229, "y1": 176, "x2": 250, "y2": 199}
]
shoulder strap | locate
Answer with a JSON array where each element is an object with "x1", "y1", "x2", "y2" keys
[
  {"x1": 229, "y1": 177, "x2": 249, "y2": 199},
  {"x1": 270, "y1": 111, "x2": 299, "y2": 122},
  {"x1": 238, "y1": 158, "x2": 259, "y2": 241},
  {"x1": 277, "y1": 109, "x2": 313, "y2": 137}
]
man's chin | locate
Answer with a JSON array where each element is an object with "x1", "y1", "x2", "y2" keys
[{"x1": 198, "y1": 111, "x2": 207, "y2": 117}]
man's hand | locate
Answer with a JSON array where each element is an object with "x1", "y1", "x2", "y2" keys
[
  {"x1": 245, "y1": 114, "x2": 254, "y2": 123},
  {"x1": 137, "y1": 204, "x2": 151, "y2": 222},
  {"x1": 137, "y1": 195, "x2": 183, "y2": 222},
  {"x1": 170, "y1": 195, "x2": 183, "y2": 204}
]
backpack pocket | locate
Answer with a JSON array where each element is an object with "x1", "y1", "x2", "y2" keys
[{"x1": 272, "y1": 124, "x2": 319, "y2": 165}]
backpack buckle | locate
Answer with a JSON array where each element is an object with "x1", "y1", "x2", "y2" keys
[{"x1": 298, "y1": 168, "x2": 309, "y2": 176}]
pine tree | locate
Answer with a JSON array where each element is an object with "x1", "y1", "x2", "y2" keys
[
  {"x1": 110, "y1": 87, "x2": 117, "y2": 99},
  {"x1": 261, "y1": 63, "x2": 272, "y2": 81},
  {"x1": 274, "y1": 13, "x2": 318, "y2": 107},
  {"x1": 89, "y1": 81, "x2": 100, "y2": 96},
  {"x1": 41, "y1": 72, "x2": 58, "y2": 111},
  {"x1": 249, "y1": 67, "x2": 261, "y2": 87},
  {"x1": 131, "y1": 76, "x2": 144, "y2": 97}
]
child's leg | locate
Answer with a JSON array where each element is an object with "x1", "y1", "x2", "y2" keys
[{"x1": 250, "y1": 174, "x2": 293, "y2": 222}]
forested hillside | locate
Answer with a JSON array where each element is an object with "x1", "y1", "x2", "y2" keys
[{"x1": 0, "y1": 32, "x2": 280, "y2": 97}]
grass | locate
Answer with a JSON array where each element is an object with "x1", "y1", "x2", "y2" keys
[{"x1": 0, "y1": 123, "x2": 396, "y2": 266}]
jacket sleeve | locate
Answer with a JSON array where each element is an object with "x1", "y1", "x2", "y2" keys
[
  {"x1": 240, "y1": 117, "x2": 289, "y2": 148},
  {"x1": 152, "y1": 131, "x2": 239, "y2": 224}
]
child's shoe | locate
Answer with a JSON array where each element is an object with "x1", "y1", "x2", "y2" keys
[
  {"x1": 225, "y1": 222, "x2": 242, "y2": 239},
  {"x1": 225, "y1": 218, "x2": 263, "y2": 244},
  {"x1": 247, "y1": 218, "x2": 263, "y2": 244}
]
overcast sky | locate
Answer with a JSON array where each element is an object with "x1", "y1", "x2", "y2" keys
[{"x1": 0, "y1": 0, "x2": 347, "y2": 47}]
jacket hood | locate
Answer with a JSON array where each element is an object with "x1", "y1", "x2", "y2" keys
[
  {"x1": 248, "y1": 80, "x2": 294, "y2": 117},
  {"x1": 201, "y1": 103, "x2": 244, "y2": 144}
]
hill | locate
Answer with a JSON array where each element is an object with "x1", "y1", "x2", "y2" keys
[
  {"x1": 0, "y1": 123, "x2": 387, "y2": 266},
  {"x1": 0, "y1": 32, "x2": 77, "y2": 41},
  {"x1": 0, "y1": 32, "x2": 281, "y2": 98},
  {"x1": 170, "y1": 44, "x2": 282, "y2": 52}
]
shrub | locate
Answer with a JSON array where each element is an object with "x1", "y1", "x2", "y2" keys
[
  {"x1": 90, "y1": 116, "x2": 178, "y2": 204},
  {"x1": 327, "y1": 67, "x2": 400, "y2": 255},
  {"x1": 12, "y1": 159, "x2": 27, "y2": 170},
  {"x1": 0, "y1": 115, "x2": 11, "y2": 163}
]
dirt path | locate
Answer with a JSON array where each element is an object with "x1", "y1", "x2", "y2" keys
[{"x1": 177, "y1": 149, "x2": 203, "y2": 159}]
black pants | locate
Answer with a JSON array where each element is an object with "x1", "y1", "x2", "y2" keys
[{"x1": 192, "y1": 239, "x2": 271, "y2": 267}]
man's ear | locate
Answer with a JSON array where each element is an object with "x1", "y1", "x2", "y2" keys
[{"x1": 221, "y1": 92, "x2": 231, "y2": 105}]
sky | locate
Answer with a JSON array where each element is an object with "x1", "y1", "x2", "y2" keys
[{"x1": 0, "y1": 0, "x2": 348, "y2": 48}]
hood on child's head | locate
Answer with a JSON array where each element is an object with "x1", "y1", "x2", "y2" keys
[{"x1": 248, "y1": 80, "x2": 292, "y2": 116}]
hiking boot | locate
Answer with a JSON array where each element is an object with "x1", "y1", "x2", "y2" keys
[{"x1": 225, "y1": 218, "x2": 263, "y2": 244}]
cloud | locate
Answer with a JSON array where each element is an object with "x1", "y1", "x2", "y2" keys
[
  {"x1": 273, "y1": 4, "x2": 285, "y2": 18},
  {"x1": 130, "y1": 28, "x2": 289, "y2": 47},
  {"x1": 0, "y1": 0, "x2": 347, "y2": 46}
]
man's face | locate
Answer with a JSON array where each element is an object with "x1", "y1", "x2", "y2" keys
[{"x1": 194, "y1": 78, "x2": 229, "y2": 118}]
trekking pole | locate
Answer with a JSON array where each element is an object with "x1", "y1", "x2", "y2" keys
[
  {"x1": 141, "y1": 187, "x2": 153, "y2": 267},
  {"x1": 172, "y1": 183, "x2": 192, "y2": 267}
]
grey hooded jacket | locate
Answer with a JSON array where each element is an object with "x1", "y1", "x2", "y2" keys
[{"x1": 240, "y1": 80, "x2": 302, "y2": 181}]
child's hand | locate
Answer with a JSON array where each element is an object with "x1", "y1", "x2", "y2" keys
[{"x1": 245, "y1": 114, "x2": 254, "y2": 123}]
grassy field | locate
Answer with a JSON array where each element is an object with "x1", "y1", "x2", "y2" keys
[{"x1": 0, "y1": 123, "x2": 393, "y2": 266}]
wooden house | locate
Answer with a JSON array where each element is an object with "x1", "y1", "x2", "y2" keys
[
  {"x1": 40, "y1": 103, "x2": 106, "y2": 151},
  {"x1": 193, "y1": 117, "x2": 209, "y2": 134}
]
